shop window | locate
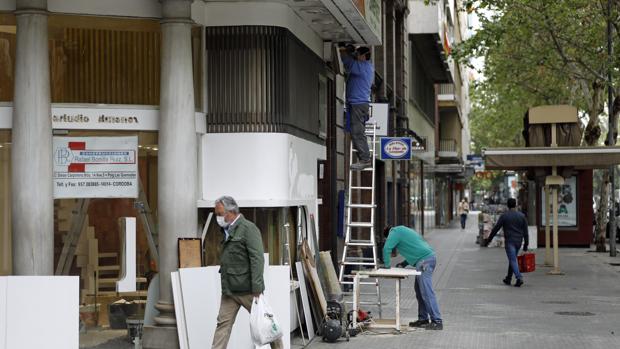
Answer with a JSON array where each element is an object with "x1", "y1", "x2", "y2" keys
[
  {"x1": 47, "y1": 15, "x2": 203, "y2": 107},
  {"x1": 202, "y1": 207, "x2": 299, "y2": 266},
  {"x1": 0, "y1": 14, "x2": 16, "y2": 102},
  {"x1": 0, "y1": 130, "x2": 10, "y2": 275},
  {"x1": 51, "y1": 131, "x2": 158, "y2": 292}
]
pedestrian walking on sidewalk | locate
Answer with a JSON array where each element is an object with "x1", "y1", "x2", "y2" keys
[
  {"x1": 211, "y1": 196, "x2": 283, "y2": 349},
  {"x1": 339, "y1": 43, "x2": 374, "y2": 171},
  {"x1": 483, "y1": 198, "x2": 529, "y2": 287},
  {"x1": 457, "y1": 198, "x2": 469, "y2": 229},
  {"x1": 383, "y1": 225, "x2": 443, "y2": 330}
]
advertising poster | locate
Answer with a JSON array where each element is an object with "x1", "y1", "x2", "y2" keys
[
  {"x1": 53, "y1": 136, "x2": 138, "y2": 199},
  {"x1": 541, "y1": 176, "x2": 577, "y2": 226}
]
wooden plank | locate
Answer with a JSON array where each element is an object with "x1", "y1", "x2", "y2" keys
[
  {"x1": 295, "y1": 261, "x2": 316, "y2": 340},
  {"x1": 178, "y1": 238, "x2": 203, "y2": 268},
  {"x1": 300, "y1": 239, "x2": 327, "y2": 317}
]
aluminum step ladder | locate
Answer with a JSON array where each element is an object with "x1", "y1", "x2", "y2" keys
[{"x1": 338, "y1": 122, "x2": 382, "y2": 317}]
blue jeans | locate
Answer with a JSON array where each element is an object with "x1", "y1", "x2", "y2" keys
[
  {"x1": 460, "y1": 214, "x2": 467, "y2": 229},
  {"x1": 505, "y1": 242, "x2": 522, "y2": 281},
  {"x1": 414, "y1": 255, "x2": 442, "y2": 323}
]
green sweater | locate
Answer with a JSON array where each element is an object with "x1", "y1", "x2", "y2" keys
[{"x1": 383, "y1": 226, "x2": 434, "y2": 268}]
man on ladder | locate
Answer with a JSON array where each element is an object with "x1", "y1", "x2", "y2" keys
[{"x1": 339, "y1": 43, "x2": 374, "y2": 171}]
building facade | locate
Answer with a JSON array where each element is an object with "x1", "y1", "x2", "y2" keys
[{"x1": 0, "y1": 0, "x2": 470, "y2": 346}]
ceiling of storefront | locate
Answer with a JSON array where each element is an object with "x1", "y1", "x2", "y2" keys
[{"x1": 201, "y1": 0, "x2": 359, "y2": 42}]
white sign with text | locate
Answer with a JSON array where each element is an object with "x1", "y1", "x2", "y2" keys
[
  {"x1": 366, "y1": 103, "x2": 389, "y2": 136},
  {"x1": 53, "y1": 136, "x2": 138, "y2": 199}
]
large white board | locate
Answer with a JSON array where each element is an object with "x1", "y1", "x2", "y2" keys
[
  {"x1": 176, "y1": 265, "x2": 291, "y2": 349},
  {"x1": 0, "y1": 276, "x2": 79, "y2": 349},
  {"x1": 52, "y1": 136, "x2": 138, "y2": 199}
]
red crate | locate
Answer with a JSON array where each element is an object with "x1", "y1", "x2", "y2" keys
[{"x1": 518, "y1": 253, "x2": 536, "y2": 273}]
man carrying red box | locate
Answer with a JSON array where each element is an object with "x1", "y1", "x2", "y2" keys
[{"x1": 483, "y1": 198, "x2": 529, "y2": 287}]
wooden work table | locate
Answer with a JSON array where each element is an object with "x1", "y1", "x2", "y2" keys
[{"x1": 352, "y1": 268, "x2": 421, "y2": 331}]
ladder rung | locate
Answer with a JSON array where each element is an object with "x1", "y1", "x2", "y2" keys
[
  {"x1": 348, "y1": 222, "x2": 373, "y2": 228},
  {"x1": 350, "y1": 186, "x2": 373, "y2": 190},
  {"x1": 347, "y1": 204, "x2": 376, "y2": 208},
  {"x1": 342, "y1": 257, "x2": 375, "y2": 261},
  {"x1": 341, "y1": 262, "x2": 376, "y2": 266},
  {"x1": 351, "y1": 148, "x2": 374, "y2": 153},
  {"x1": 346, "y1": 242, "x2": 374, "y2": 247}
]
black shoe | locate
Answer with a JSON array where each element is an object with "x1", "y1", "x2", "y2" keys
[
  {"x1": 502, "y1": 277, "x2": 511, "y2": 285},
  {"x1": 408, "y1": 319, "x2": 430, "y2": 328},
  {"x1": 351, "y1": 160, "x2": 372, "y2": 171},
  {"x1": 426, "y1": 322, "x2": 443, "y2": 330},
  {"x1": 514, "y1": 279, "x2": 524, "y2": 287}
]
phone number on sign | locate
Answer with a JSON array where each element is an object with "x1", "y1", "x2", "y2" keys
[{"x1": 75, "y1": 181, "x2": 133, "y2": 187}]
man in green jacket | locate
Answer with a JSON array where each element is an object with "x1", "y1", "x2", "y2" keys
[
  {"x1": 211, "y1": 196, "x2": 283, "y2": 349},
  {"x1": 383, "y1": 225, "x2": 443, "y2": 330}
]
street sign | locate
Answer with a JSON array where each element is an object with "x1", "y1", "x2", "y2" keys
[
  {"x1": 380, "y1": 137, "x2": 412, "y2": 160},
  {"x1": 467, "y1": 154, "x2": 485, "y2": 171},
  {"x1": 366, "y1": 103, "x2": 389, "y2": 136}
]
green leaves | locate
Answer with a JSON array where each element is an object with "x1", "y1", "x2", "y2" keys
[{"x1": 455, "y1": 0, "x2": 620, "y2": 149}]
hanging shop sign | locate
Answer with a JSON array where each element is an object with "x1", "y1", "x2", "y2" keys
[
  {"x1": 466, "y1": 154, "x2": 485, "y2": 171},
  {"x1": 541, "y1": 176, "x2": 577, "y2": 227},
  {"x1": 380, "y1": 137, "x2": 412, "y2": 160},
  {"x1": 365, "y1": 103, "x2": 389, "y2": 136},
  {"x1": 53, "y1": 136, "x2": 138, "y2": 199}
]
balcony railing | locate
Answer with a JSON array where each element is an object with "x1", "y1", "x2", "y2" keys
[
  {"x1": 438, "y1": 83, "x2": 454, "y2": 95},
  {"x1": 438, "y1": 138, "x2": 459, "y2": 159},
  {"x1": 440, "y1": 139, "x2": 457, "y2": 152}
]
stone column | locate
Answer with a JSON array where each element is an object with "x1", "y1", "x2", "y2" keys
[
  {"x1": 143, "y1": 0, "x2": 197, "y2": 347},
  {"x1": 11, "y1": 0, "x2": 53, "y2": 276}
]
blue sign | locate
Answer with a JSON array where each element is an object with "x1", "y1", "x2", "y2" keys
[
  {"x1": 380, "y1": 137, "x2": 412, "y2": 160},
  {"x1": 467, "y1": 154, "x2": 483, "y2": 162}
]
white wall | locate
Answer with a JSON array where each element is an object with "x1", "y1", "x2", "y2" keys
[
  {"x1": 202, "y1": 2, "x2": 324, "y2": 56},
  {"x1": 407, "y1": 0, "x2": 440, "y2": 35},
  {"x1": 200, "y1": 133, "x2": 326, "y2": 207}
]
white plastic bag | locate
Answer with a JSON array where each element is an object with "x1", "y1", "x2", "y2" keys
[{"x1": 250, "y1": 295, "x2": 283, "y2": 346}]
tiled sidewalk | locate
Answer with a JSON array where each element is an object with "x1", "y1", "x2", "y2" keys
[{"x1": 309, "y1": 213, "x2": 620, "y2": 349}]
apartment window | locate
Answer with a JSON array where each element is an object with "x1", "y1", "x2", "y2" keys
[{"x1": 409, "y1": 46, "x2": 435, "y2": 121}]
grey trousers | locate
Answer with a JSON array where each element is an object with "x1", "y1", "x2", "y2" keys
[
  {"x1": 349, "y1": 103, "x2": 371, "y2": 162},
  {"x1": 212, "y1": 294, "x2": 284, "y2": 349}
]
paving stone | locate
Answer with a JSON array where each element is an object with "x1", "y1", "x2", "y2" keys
[{"x1": 309, "y1": 213, "x2": 620, "y2": 349}]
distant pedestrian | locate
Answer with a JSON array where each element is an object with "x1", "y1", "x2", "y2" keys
[
  {"x1": 483, "y1": 198, "x2": 529, "y2": 287},
  {"x1": 339, "y1": 44, "x2": 374, "y2": 171},
  {"x1": 383, "y1": 225, "x2": 443, "y2": 330},
  {"x1": 211, "y1": 196, "x2": 283, "y2": 349},
  {"x1": 457, "y1": 198, "x2": 469, "y2": 229}
]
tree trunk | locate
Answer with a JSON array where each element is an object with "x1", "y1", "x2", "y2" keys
[
  {"x1": 583, "y1": 82, "x2": 605, "y2": 146},
  {"x1": 595, "y1": 177, "x2": 610, "y2": 252}
]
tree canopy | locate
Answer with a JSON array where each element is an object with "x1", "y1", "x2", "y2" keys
[{"x1": 455, "y1": 0, "x2": 620, "y2": 153}]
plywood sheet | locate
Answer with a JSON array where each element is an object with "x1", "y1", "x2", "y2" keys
[
  {"x1": 176, "y1": 265, "x2": 291, "y2": 349},
  {"x1": 0, "y1": 278, "x2": 6, "y2": 349},
  {"x1": 295, "y1": 262, "x2": 315, "y2": 340},
  {"x1": 3, "y1": 276, "x2": 79, "y2": 349},
  {"x1": 178, "y1": 238, "x2": 202, "y2": 268}
]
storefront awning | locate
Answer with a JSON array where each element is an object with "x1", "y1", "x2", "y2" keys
[{"x1": 483, "y1": 147, "x2": 620, "y2": 170}]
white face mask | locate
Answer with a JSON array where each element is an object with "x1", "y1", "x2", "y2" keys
[{"x1": 216, "y1": 215, "x2": 230, "y2": 228}]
